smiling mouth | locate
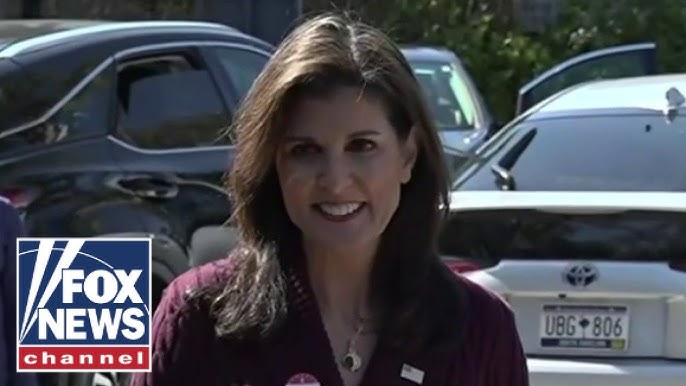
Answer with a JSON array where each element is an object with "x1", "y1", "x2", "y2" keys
[{"x1": 313, "y1": 202, "x2": 366, "y2": 222}]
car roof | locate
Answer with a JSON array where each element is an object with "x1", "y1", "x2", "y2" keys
[
  {"x1": 533, "y1": 73, "x2": 686, "y2": 116},
  {"x1": 0, "y1": 19, "x2": 246, "y2": 58},
  {"x1": 0, "y1": 19, "x2": 108, "y2": 41},
  {"x1": 400, "y1": 45, "x2": 456, "y2": 62},
  {"x1": 0, "y1": 19, "x2": 107, "y2": 51}
]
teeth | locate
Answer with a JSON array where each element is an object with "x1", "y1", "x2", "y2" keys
[{"x1": 318, "y1": 202, "x2": 362, "y2": 216}]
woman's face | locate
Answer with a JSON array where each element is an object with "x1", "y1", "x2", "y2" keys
[{"x1": 275, "y1": 86, "x2": 417, "y2": 253}]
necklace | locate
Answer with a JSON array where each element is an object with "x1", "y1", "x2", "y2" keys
[{"x1": 340, "y1": 316, "x2": 372, "y2": 373}]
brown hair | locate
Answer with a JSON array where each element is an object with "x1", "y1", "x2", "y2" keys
[{"x1": 207, "y1": 12, "x2": 466, "y2": 353}]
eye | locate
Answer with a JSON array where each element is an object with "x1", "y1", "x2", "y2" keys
[
  {"x1": 347, "y1": 138, "x2": 377, "y2": 153},
  {"x1": 288, "y1": 143, "x2": 320, "y2": 157}
]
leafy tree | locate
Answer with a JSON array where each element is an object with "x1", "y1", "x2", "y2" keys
[{"x1": 305, "y1": 0, "x2": 686, "y2": 121}]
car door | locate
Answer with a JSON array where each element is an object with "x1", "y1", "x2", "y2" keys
[
  {"x1": 108, "y1": 42, "x2": 251, "y2": 268},
  {"x1": 515, "y1": 42, "x2": 657, "y2": 116}
]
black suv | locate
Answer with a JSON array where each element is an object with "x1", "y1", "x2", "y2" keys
[{"x1": 0, "y1": 19, "x2": 274, "y2": 386}]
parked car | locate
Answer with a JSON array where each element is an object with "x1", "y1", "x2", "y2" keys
[
  {"x1": 443, "y1": 192, "x2": 686, "y2": 386},
  {"x1": 441, "y1": 44, "x2": 686, "y2": 385},
  {"x1": 401, "y1": 45, "x2": 497, "y2": 154},
  {"x1": 0, "y1": 18, "x2": 276, "y2": 386},
  {"x1": 452, "y1": 42, "x2": 662, "y2": 193},
  {"x1": 402, "y1": 43, "x2": 657, "y2": 168}
]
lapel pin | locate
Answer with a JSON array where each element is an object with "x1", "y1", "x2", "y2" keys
[
  {"x1": 401, "y1": 363, "x2": 425, "y2": 384},
  {"x1": 285, "y1": 372, "x2": 321, "y2": 386}
]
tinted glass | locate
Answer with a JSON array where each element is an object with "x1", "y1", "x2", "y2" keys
[
  {"x1": 116, "y1": 55, "x2": 231, "y2": 149},
  {"x1": 48, "y1": 63, "x2": 113, "y2": 135},
  {"x1": 0, "y1": 52, "x2": 103, "y2": 129},
  {"x1": 409, "y1": 60, "x2": 477, "y2": 129},
  {"x1": 0, "y1": 63, "x2": 113, "y2": 156},
  {"x1": 523, "y1": 51, "x2": 653, "y2": 113},
  {"x1": 439, "y1": 209, "x2": 686, "y2": 264},
  {"x1": 454, "y1": 113, "x2": 686, "y2": 191},
  {"x1": 211, "y1": 47, "x2": 269, "y2": 102},
  {"x1": 0, "y1": 60, "x2": 28, "y2": 129}
]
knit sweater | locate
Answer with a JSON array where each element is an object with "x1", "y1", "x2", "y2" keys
[{"x1": 130, "y1": 255, "x2": 529, "y2": 386}]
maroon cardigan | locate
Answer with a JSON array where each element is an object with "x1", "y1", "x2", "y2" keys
[{"x1": 130, "y1": 257, "x2": 529, "y2": 386}]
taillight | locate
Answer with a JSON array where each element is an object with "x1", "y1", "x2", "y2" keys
[
  {"x1": 442, "y1": 256, "x2": 481, "y2": 274},
  {"x1": 0, "y1": 188, "x2": 38, "y2": 210}
]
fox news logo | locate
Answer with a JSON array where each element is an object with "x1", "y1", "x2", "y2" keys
[{"x1": 16, "y1": 238, "x2": 151, "y2": 372}]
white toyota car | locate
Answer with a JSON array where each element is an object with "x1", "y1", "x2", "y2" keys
[
  {"x1": 441, "y1": 53, "x2": 686, "y2": 385},
  {"x1": 443, "y1": 191, "x2": 686, "y2": 386}
]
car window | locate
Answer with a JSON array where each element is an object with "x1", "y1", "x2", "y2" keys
[
  {"x1": 409, "y1": 60, "x2": 477, "y2": 130},
  {"x1": 115, "y1": 54, "x2": 232, "y2": 149},
  {"x1": 210, "y1": 47, "x2": 269, "y2": 102},
  {"x1": 0, "y1": 60, "x2": 27, "y2": 130},
  {"x1": 454, "y1": 113, "x2": 686, "y2": 191},
  {"x1": 440, "y1": 209, "x2": 686, "y2": 263},
  {"x1": 0, "y1": 62, "x2": 113, "y2": 156},
  {"x1": 0, "y1": 52, "x2": 106, "y2": 134},
  {"x1": 521, "y1": 50, "x2": 655, "y2": 114}
]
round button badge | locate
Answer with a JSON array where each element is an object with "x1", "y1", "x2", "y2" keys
[{"x1": 285, "y1": 372, "x2": 321, "y2": 386}]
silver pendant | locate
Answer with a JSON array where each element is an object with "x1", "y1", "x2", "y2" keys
[{"x1": 342, "y1": 350, "x2": 362, "y2": 372}]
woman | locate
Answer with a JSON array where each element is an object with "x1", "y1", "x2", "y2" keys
[{"x1": 130, "y1": 12, "x2": 528, "y2": 386}]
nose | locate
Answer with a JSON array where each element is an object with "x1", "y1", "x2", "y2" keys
[{"x1": 317, "y1": 154, "x2": 352, "y2": 194}]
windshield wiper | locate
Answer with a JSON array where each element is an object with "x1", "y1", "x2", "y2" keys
[{"x1": 490, "y1": 127, "x2": 537, "y2": 191}]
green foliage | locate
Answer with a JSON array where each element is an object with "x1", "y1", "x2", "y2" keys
[{"x1": 304, "y1": 0, "x2": 686, "y2": 122}]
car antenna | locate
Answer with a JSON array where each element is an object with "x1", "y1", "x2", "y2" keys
[
  {"x1": 490, "y1": 127, "x2": 538, "y2": 191},
  {"x1": 663, "y1": 87, "x2": 685, "y2": 123}
]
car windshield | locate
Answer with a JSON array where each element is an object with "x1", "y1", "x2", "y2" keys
[
  {"x1": 409, "y1": 60, "x2": 477, "y2": 130},
  {"x1": 453, "y1": 113, "x2": 686, "y2": 191}
]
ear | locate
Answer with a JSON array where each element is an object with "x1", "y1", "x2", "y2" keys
[{"x1": 400, "y1": 127, "x2": 418, "y2": 184}]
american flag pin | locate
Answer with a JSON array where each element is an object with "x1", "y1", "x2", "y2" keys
[{"x1": 401, "y1": 363, "x2": 425, "y2": 384}]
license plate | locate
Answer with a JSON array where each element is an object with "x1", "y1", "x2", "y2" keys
[{"x1": 539, "y1": 304, "x2": 630, "y2": 351}]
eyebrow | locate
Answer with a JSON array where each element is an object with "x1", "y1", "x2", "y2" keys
[{"x1": 282, "y1": 130, "x2": 382, "y2": 143}]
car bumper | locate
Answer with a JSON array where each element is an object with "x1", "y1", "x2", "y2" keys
[{"x1": 529, "y1": 358, "x2": 686, "y2": 386}]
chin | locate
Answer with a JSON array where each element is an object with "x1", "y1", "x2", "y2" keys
[{"x1": 306, "y1": 233, "x2": 377, "y2": 251}]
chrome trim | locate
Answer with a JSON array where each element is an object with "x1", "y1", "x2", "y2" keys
[
  {"x1": 107, "y1": 135, "x2": 234, "y2": 154},
  {"x1": 1, "y1": 40, "x2": 270, "y2": 143},
  {"x1": 0, "y1": 21, "x2": 234, "y2": 58},
  {"x1": 114, "y1": 40, "x2": 271, "y2": 59},
  {"x1": 563, "y1": 263, "x2": 600, "y2": 287},
  {"x1": 0, "y1": 57, "x2": 114, "y2": 140}
]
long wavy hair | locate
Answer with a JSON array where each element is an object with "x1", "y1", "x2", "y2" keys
[{"x1": 204, "y1": 12, "x2": 467, "y2": 353}]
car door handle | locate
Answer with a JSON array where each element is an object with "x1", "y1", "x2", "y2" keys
[{"x1": 107, "y1": 175, "x2": 179, "y2": 199}]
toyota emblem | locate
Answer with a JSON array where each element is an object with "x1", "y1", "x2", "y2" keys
[{"x1": 563, "y1": 263, "x2": 599, "y2": 287}]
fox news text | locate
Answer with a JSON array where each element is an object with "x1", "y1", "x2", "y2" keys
[{"x1": 16, "y1": 238, "x2": 152, "y2": 372}]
